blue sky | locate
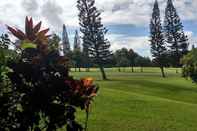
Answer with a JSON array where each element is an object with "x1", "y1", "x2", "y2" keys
[{"x1": 0, "y1": 0, "x2": 197, "y2": 57}]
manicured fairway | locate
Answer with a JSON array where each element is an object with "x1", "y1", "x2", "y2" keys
[{"x1": 67, "y1": 68, "x2": 197, "y2": 131}]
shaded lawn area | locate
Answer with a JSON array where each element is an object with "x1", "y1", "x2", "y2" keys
[{"x1": 62, "y1": 67, "x2": 197, "y2": 131}]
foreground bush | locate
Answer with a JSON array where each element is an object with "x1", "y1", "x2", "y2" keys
[{"x1": 0, "y1": 17, "x2": 98, "y2": 131}]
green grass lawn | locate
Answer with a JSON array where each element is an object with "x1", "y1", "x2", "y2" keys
[{"x1": 67, "y1": 67, "x2": 197, "y2": 131}]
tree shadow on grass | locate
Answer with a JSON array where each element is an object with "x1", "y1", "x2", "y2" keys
[
  {"x1": 105, "y1": 78, "x2": 196, "y2": 93},
  {"x1": 129, "y1": 79, "x2": 197, "y2": 93},
  {"x1": 102, "y1": 79, "x2": 197, "y2": 104}
]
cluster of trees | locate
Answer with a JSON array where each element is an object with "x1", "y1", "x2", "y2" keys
[
  {"x1": 112, "y1": 48, "x2": 152, "y2": 72},
  {"x1": 2, "y1": 0, "x2": 192, "y2": 81},
  {"x1": 50, "y1": 32, "x2": 152, "y2": 73},
  {"x1": 48, "y1": 28, "x2": 153, "y2": 72},
  {"x1": 45, "y1": 0, "x2": 112, "y2": 80},
  {"x1": 50, "y1": 0, "x2": 153, "y2": 79},
  {"x1": 70, "y1": 47, "x2": 152, "y2": 72},
  {"x1": 181, "y1": 48, "x2": 197, "y2": 83},
  {"x1": 150, "y1": 0, "x2": 189, "y2": 77},
  {"x1": 49, "y1": 31, "x2": 153, "y2": 72}
]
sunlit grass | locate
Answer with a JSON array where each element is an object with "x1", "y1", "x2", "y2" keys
[{"x1": 61, "y1": 67, "x2": 197, "y2": 131}]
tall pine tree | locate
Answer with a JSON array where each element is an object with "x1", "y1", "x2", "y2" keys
[
  {"x1": 73, "y1": 30, "x2": 82, "y2": 72},
  {"x1": 62, "y1": 24, "x2": 70, "y2": 54},
  {"x1": 150, "y1": 0, "x2": 167, "y2": 78},
  {"x1": 77, "y1": 0, "x2": 112, "y2": 80},
  {"x1": 73, "y1": 30, "x2": 81, "y2": 51},
  {"x1": 48, "y1": 34, "x2": 61, "y2": 52},
  {"x1": 164, "y1": 0, "x2": 189, "y2": 70}
]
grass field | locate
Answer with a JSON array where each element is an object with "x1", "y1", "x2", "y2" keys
[{"x1": 67, "y1": 67, "x2": 197, "y2": 131}]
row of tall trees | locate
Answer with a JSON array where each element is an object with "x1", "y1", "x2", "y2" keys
[
  {"x1": 47, "y1": 32, "x2": 152, "y2": 72},
  {"x1": 68, "y1": 47, "x2": 152, "y2": 72},
  {"x1": 48, "y1": 26, "x2": 153, "y2": 77},
  {"x1": 150, "y1": 0, "x2": 189, "y2": 77},
  {"x1": 47, "y1": 32, "x2": 153, "y2": 73},
  {"x1": 59, "y1": 0, "x2": 161, "y2": 80}
]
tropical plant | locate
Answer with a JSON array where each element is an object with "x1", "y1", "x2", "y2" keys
[
  {"x1": 0, "y1": 17, "x2": 99, "y2": 131},
  {"x1": 7, "y1": 16, "x2": 50, "y2": 53}
]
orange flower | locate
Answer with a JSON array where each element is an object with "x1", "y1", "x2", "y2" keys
[{"x1": 81, "y1": 77, "x2": 93, "y2": 87}]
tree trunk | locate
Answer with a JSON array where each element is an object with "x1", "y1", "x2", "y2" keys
[
  {"x1": 75, "y1": 66, "x2": 77, "y2": 72},
  {"x1": 118, "y1": 67, "x2": 121, "y2": 72},
  {"x1": 141, "y1": 67, "x2": 143, "y2": 72},
  {"x1": 99, "y1": 66, "x2": 107, "y2": 80},
  {"x1": 86, "y1": 67, "x2": 90, "y2": 72},
  {"x1": 176, "y1": 68, "x2": 179, "y2": 74},
  {"x1": 160, "y1": 66, "x2": 166, "y2": 78},
  {"x1": 131, "y1": 66, "x2": 134, "y2": 72}
]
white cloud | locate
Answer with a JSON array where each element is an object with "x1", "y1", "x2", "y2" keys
[
  {"x1": 41, "y1": 1, "x2": 63, "y2": 29},
  {"x1": 0, "y1": 0, "x2": 77, "y2": 32},
  {"x1": 0, "y1": 0, "x2": 197, "y2": 28},
  {"x1": 0, "y1": 0, "x2": 197, "y2": 57},
  {"x1": 97, "y1": 0, "x2": 197, "y2": 26},
  {"x1": 107, "y1": 34, "x2": 151, "y2": 56},
  {"x1": 185, "y1": 31, "x2": 197, "y2": 48},
  {"x1": 21, "y1": 0, "x2": 39, "y2": 16},
  {"x1": 107, "y1": 30, "x2": 196, "y2": 57}
]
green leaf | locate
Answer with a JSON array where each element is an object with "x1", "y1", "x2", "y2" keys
[{"x1": 21, "y1": 42, "x2": 37, "y2": 49}]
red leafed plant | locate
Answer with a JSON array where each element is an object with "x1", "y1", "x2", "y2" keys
[
  {"x1": 7, "y1": 16, "x2": 50, "y2": 52},
  {"x1": 65, "y1": 77, "x2": 99, "y2": 131},
  {"x1": 0, "y1": 17, "x2": 99, "y2": 131},
  {"x1": 65, "y1": 77, "x2": 98, "y2": 111}
]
